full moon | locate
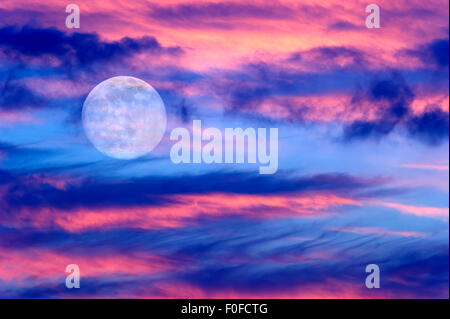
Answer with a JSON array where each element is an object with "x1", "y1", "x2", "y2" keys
[{"x1": 82, "y1": 76, "x2": 167, "y2": 160}]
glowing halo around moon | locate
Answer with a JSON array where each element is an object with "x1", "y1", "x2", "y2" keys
[{"x1": 82, "y1": 76, "x2": 167, "y2": 160}]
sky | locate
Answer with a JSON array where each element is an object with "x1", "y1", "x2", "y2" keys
[{"x1": 0, "y1": 0, "x2": 448, "y2": 298}]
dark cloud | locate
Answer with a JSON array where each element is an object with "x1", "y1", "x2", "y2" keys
[
  {"x1": 344, "y1": 73, "x2": 448, "y2": 145},
  {"x1": 173, "y1": 98, "x2": 196, "y2": 123},
  {"x1": 0, "y1": 25, "x2": 183, "y2": 69},
  {"x1": 405, "y1": 38, "x2": 449, "y2": 68},
  {"x1": 0, "y1": 81, "x2": 46, "y2": 110},
  {"x1": 1, "y1": 171, "x2": 378, "y2": 211},
  {"x1": 428, "y1": 39, "x2": 450, "y2": 67},
  {"x1": 407, "y1": 108, "x2": 449, "y2": 145},
  {"x1": 343, "y1": 120, "x2": 396, "y2": 141},
  {"x1": 0, "y1": 170, "x2": 14, "y2": 185},
  {"x1": 344, "y1": 74, "x2": 413, "y2": 140},
  {"x1": 0, "y1": 64, "x2": 47, "y2": 110}
]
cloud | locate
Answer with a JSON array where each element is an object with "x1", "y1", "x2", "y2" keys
[
  {"x1": 344, "y1": 73, "x2": 413, "y2": 139},
  {"x1": 290, "y1": 46, "x2": 367, "y2": 67},
  {"x1": 166, "y1": 221, "x2": 448, "y2": 298},
  {"x1": 343, "y1": 72, "x2": 449, "y2": 145},
  {"x1": 406, "y1": 108, "x2": 449, "y2": 145},
  {"x1": 0, "y1": 1, "x2": 448, "y2": 299},
  {"x1": 214, "y1": 56, "x2": 364, "y2": 116},
  {"x1": 148, "y1": 2, "x2": 293, "y2": 29},
  {"x1": 1, "y1": 192, "x2": 361, "y2": 232},
  {"x1": 0, "y1": 141, "x2": 59, "y2": 163},
  {"x1": 427, "y1": 39, "x2": 450, "y2": 67},
  {"x1": 0, "y1": 81, "x2": 46, "y2": 110},
  {"x1": 328, "y1": 21, "x2": 360, "y2": 31},
  {"x1": 0, "y1": 171, "x2": 377, "y2": 212},
  {"x1": 0, "y1": 217, "x2": 447, "y2": 298},
  {"x1": 0, "y1": 169, "x2": 14, "y2": 185},
  {"x1": 0, "y1": 25, "x2": 183, "y2": 69},
  {"x1": 406, "y1": 39, "x2": 450, "y2": 68},
  {"x1": 381, "y1": 201, "x2": 449, "y2": 220},
  {"x1": 399, "y1": 163, "x2": 449, "y2": 171},
  {"x1": 0, "y1": 26, "x2": 187, "y2": 113}
]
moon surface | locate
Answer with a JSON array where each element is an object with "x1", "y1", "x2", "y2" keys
[{"x1": 82, "y1": 76, "x2": 166, "y2": 160}]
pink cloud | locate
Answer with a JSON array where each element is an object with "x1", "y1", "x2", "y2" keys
[
  {"x1": 0, "y1": 247, "x2": 180, "y2": 284},
  {"x1": 0, "y1": 110, "x2": 36, "y2": 126},
  {"x1": 0, "y1": 191, "x2": 361, "y2": 232},
  {"x1": 380, "y1": 201, "x2": 449, "y2": 220},
  {"x1": 111, "y1": 279, "x2": 416, "y2": 299},
  {"x1": 400, "y1": 163, "x2": 449, "y2": 171}
]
